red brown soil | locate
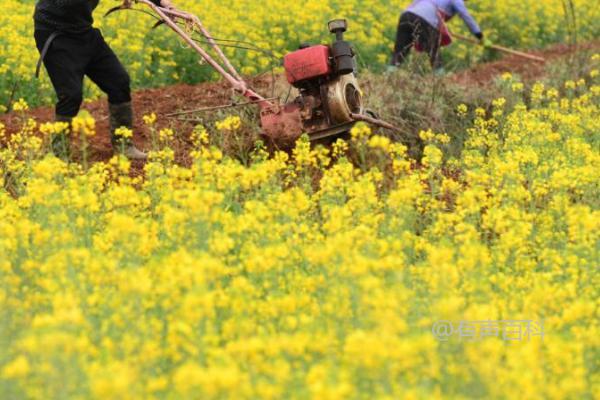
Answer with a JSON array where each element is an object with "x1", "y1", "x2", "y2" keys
[
  {"x1": 451, "y1": 41, "x2": 600, "y2": 86},
  {"x1": 0, "y1": 75, "x2": 275, "y2": 165},
  {"x1": 1, "y1": 41, "x2": 598, "y2": 165}
]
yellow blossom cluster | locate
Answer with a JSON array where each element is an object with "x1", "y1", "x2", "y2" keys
[
  {"x1": 39, "y1": 121, "x2": 70, "y2": 137},
  {"x1": 143, "y1": 112, "x2": 157, "y2": 125},
  {"x1": 0, "y1": 64, "x2": 599, "y2": 399},
  {"x1": 114, "y1": 126, "x2": 133, "y2": 139},
  {"x1": 72, "y1": 114, "x2": 97, "y2": 137},
  {"x1": 215, "y1": 115, "x2": 242, "y2": 132},
  {"x1": 12, "y1": 98, "x2": 29, "y2": 112}
]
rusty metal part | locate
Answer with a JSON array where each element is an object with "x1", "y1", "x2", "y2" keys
[
  {"x1": 308, "y1": 121, "x2": 356, "y2": 140},
  {"x1": 260, "y1": 103, "x2": 304, "y2": 145}
]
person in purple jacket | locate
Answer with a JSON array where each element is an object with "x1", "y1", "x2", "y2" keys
[{"x1": 390, "y1": 0, "x2": 484, "y2": 73}]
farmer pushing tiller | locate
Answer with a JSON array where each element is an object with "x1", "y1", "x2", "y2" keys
[{"x1": 33, "y1": 0, "x2": 177, "y2": 160}]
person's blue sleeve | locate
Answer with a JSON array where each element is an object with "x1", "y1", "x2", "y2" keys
[{"x1": 452, "y1": 0, "x2": 482, "y2": 35}]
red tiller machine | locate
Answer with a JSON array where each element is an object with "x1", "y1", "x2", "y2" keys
[{"x1": 109, "y1": 0, "x2": 397, "y2": 146}]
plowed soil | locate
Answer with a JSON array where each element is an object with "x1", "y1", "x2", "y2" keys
[
  {"x1": 1, "y1": 41, "x2": 598, "y2": 164},
  {"x1": 1, "y1": 75, "x2": 275, "y2": 164}
]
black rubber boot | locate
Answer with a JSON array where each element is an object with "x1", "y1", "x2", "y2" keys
[
  {"x1": 109, "y1": 101, "x2": 147, "y2": 160},
  {"x1": 52, "y1": 115, "x2": 72, "y2": 161}
]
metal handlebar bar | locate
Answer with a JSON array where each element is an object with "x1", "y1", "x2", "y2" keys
[{"x1": 136, "y1": 0, "x2": 273, "y2": 108}]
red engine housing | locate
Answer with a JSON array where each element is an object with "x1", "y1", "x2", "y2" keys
[{"x1": 283, "y1": 45, "x2": 332, "y2": 85}]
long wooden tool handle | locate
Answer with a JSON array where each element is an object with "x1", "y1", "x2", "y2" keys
[{"x1": 453, "y1": 33, "x2": 546, "y2": 63}]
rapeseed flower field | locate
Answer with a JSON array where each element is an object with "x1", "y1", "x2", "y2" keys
[
  {"x1": 1, "y1": 0, "x2": 599, "y2": 108},
  {"x1": 1, "y1": 57, "x2": 599, "y2": 398}
]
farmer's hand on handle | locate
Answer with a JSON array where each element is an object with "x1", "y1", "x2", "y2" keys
[
  {"x1": 474, "y1": 32, "x2": 493, "y2": 48},
  {"x1": 474, "y1": 31, "x2": 484, "y2": 44}
]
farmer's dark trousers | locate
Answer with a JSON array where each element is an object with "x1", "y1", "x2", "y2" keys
[
  {"x1": 392, "y1": 12, "x2": 442, "y2": 69},
  {"x1": 34, "y1": 29, "x2": 131, "y2": 118}
]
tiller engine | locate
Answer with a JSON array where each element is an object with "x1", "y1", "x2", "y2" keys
[
  {"x1": 109, "y1": 0, "x2": 396, "y2": 145},
  {"x1": 263, "y1": 19, "x2": 364, "y2": 143}
]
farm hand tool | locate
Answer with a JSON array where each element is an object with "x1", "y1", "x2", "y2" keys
[
  {"x1": 107, "y1": 0, "x2": 400, "y2": 146},
  {"x1": 453, "y1": 33, "x2": 546, "y2": 63}
]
